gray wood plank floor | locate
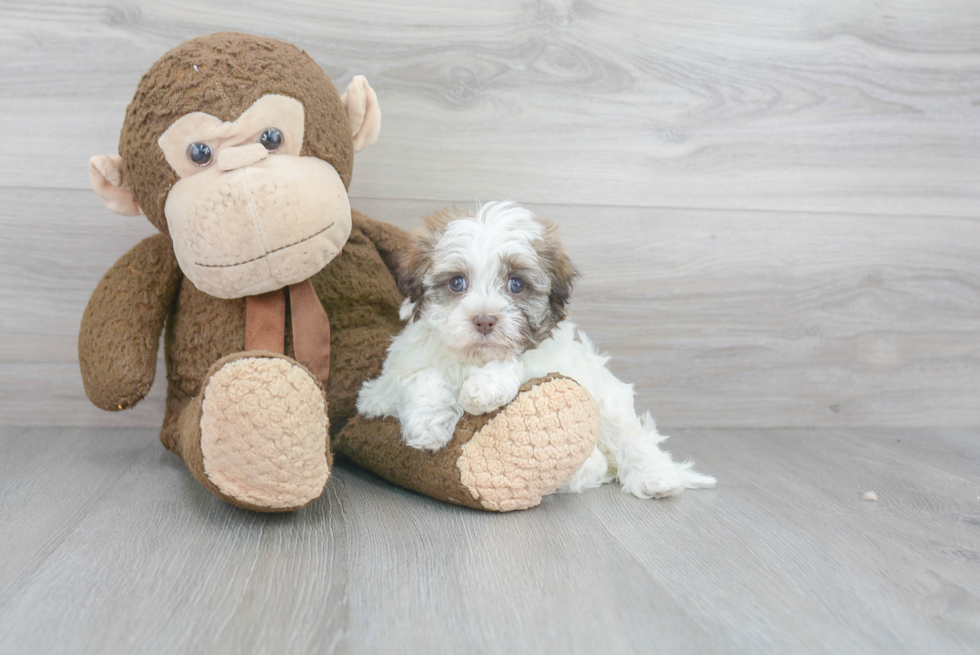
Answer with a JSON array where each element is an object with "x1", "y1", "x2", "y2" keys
[
  {"x1": 1, "y1": 426, "x2": 978, "y2": 655},
  {"x1": 1, "y1": 1, "x2": 978, "y2": 653}
]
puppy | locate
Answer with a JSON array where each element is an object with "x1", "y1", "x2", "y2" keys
[{"x1": 357, "y1": 202, "x2": 715, "y2": 498}]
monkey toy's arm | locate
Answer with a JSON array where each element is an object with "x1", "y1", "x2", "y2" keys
[{"x1": 78, "y1": 233, "x2": 181, "y2": 411}]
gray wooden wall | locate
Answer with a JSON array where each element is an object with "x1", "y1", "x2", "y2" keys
[{"x1": 1, "y1": 0, "x2": 978, "y2": 430}]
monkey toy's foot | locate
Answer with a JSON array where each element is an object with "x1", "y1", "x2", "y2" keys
[
  {"x1": 336, "y1": 375, "x2": 600, "y2": 512},
  {"x1": 455, "y1": 376, "x2": 601, "y2": 510},
  {"x1": 178, "y1": 352, "x2": 331, "y2": 512}
]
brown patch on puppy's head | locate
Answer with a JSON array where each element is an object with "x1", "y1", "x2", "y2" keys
[
  {"x1": 397, "y1": 208, "x2": 460, "y2": 321},
  {"x1": 535, "y1": 217, "x2": 578, "y2": 331},
  {"x1": 398, "y1": 203, "x2": 578, "y2": 358}
]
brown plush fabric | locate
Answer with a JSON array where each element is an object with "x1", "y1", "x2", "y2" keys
[
  {"x1": 119, "y1": 32, "x2": 354, "y2": 233},
  {"x1": 82, "y1": 33, "x2": 419, "y2": 511},
  {"x1": 81, "y1": 32, "x2": 598, "y2": 513},
  {"x1": 81, "y1": 204, "x2": 601, "y2": 512},
  {"x1": 336, "y1": 414, "x2": 492, "y2": 510},
  {"x1": 334, "y1": 375, "x2": 601, "y2": 511},
  {"x1": 156, "y1": 211, "x2": 405, "y2": 455},
  {"x1": 79, "y1": 232, "x2": 181, "y2": 410},
  {"x1": 80, "y1": 205, "x2": 599, "y2": 513}
]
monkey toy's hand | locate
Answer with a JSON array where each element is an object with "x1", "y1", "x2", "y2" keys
[
  {"x1": 78, "y1": 233, "x2": 180, "y2": 411},
  {"x1": 459, "y1": 358, "x2": 525, "y2": 415}
]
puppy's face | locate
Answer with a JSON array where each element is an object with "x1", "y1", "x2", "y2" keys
[{"x1": 399, "y1": 202, "x2": 577, "y2": 362}]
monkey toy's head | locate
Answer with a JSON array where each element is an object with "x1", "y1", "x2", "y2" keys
[{"x1": 89, "y1": 32, "x2": 381, "y2": 299}]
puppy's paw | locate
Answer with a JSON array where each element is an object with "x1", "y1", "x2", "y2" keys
[
  {"x1": 619, "y1": 462, "x2": 716, "y2": 499},
  {"x1": 459, "y1": 375, "x2": 516, "y2": 415},
  {"x1": 622, "y1": 468, "x2": 686, "y2": 498},
  {"x1": 402, "y1": 408, "x2": 460, "y2": 452}
]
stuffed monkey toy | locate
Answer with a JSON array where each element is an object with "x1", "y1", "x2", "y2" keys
[{"x1": 81, "y1": 33, "x2": 600, "y2": 513}]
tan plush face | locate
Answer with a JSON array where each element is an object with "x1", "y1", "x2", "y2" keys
[
  {"x1": 89, "y1": 33, "x2": 383, "y2": 298},
  {"x1": 158, "y1": 94, "x2": 352, "y2": 299}
]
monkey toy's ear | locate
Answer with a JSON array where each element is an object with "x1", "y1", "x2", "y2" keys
[
  {"x1": 340, "y1": 75, "x2": 381, "y2": 153},
  {"x1": 88, "y1": 154, "x2": 143, "y2": 216}
]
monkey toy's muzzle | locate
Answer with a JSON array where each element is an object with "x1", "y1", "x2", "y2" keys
[{"x1": 164, "y1": 154, "x2": 352, "y2": 299}]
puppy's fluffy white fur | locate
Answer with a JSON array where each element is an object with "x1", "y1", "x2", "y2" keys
[{"x1": 358, "y1": 202, "x2": 715, "y2": 498}]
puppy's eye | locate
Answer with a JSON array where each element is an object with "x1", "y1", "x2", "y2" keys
[
  {"x1": 187, "y1": 143, "x2": 213, "y2": 167},
  {"x1": 449, "y1": 276, "x2": 467, "y2": 293},
  {"x1": 259, "y1": 128, "x2": 283, "y2": 151},
  {"x1": 508, "y1": 277, "x2": 525, "y2": 294}
]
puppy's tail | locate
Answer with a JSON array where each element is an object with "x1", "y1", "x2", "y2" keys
[
  {"x1": 676, "y1": 465, "x2": 717, "y2": 489},
  {"x1": 615, "y1": 412, "x2": 717, "y2": 497},
  {"x1": 640, "y1": 412, "x2": 717, "y2": 490}
]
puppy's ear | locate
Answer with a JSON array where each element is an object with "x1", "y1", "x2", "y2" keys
[
  {"x1": 397, "y1": 242, "x2": 427, "y2": 322},
  {"x1": 397, "y1": 209, "x2": 455, "y2": 322},
  {"x1": 537, "y1": 218, "x2": 578, "y2": 324}
]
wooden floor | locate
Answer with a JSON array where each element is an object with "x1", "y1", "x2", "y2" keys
[
  {"x1": 1, "y1": 1, "x2": 979, "y2": 653},
  {"x1": 1, "y1": 426, "x2": 978, "y2": 654}
]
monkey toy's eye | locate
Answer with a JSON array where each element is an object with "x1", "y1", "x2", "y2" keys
[
  {"x1": 508, "y1": 277, "x2": 525, "y2": 294},
  {"x1": 259, "y1": 128, "x2": 284, "y2": 151},
  {"x1": 449, "y1": 276, "x2": 467, "y2": 293},
  {"x1": 186, "y1": 143, "x2": 213, "y2": 167}
]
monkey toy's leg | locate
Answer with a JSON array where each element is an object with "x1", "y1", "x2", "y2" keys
[
  {"x1": 173, "y1": 351, "x2": 332, "y2": 512},
  {"x1": 335, "y1": 375, "x2": 600, "y2": 512}
]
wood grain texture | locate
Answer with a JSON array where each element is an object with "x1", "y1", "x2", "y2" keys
[
  {"x1": 1, "y1": 426, "x2": 977, "y2": 654},
  {"x1": 1, "y1": 0, "x2": 977, "y2": 428},
  {"x1": 0, "y1": 0, "x2": 978, "y2": 215},
  {"x1": 2, "y1": 4, "x2": 978, "y2": 655},
  {"x1": 4, "y1": 192, "x2": 977, "y2": 428},
  {"x1": 0, "y1": 428, "x2": 155, "y2": 605}
]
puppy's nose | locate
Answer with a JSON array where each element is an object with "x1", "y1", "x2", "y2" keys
[{"x1": 473, "y1": 314, "x2": 497, "y2": 335}]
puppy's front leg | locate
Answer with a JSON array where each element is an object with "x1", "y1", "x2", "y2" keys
[
  {"x1": 459, "y1": 358, "x2": 525, "y2": 415},
  {"x1": 399, "y1": 368, "x2": 463, "y2": 452}
]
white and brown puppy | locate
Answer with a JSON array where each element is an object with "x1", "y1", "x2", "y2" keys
[{"x1": 357, "y1": 202, "x2": 715, "y2": 498}]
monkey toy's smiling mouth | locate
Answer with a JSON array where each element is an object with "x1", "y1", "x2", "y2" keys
[{"x1": 195, "y1": 222, "x2": 335, "y2": 269}]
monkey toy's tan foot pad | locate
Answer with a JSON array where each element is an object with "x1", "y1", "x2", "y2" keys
[
  {"x1": 335, "y1": 375, "x2": 600, "y2": 512},
  {"x1": 456, "y1": 376, "x2": 600, "y2": 511},
  {"x1": 187, "y1": 352, "x2": 331, "y2": 512}
]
